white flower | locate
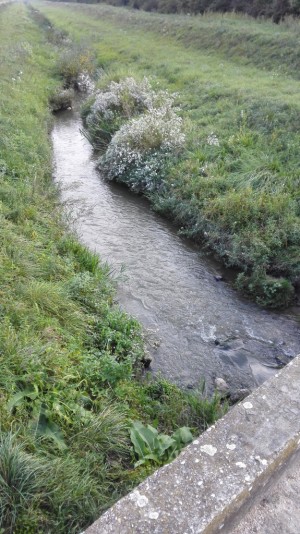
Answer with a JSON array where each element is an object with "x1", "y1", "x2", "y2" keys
[
  {"x1": 87, "y1": 76, "x2": 185, "y2": 193},
  {"x1": 207, "y1": 133, "x2": 220, "y2": 146}
]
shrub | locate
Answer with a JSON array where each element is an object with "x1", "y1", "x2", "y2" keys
[
  {"x1": 49, "y1": 88, "x2": 74, "y2": 111},
  {"x1": 84, "y1": 76, "x2": 177, "y2": 148},
  {"x1": 84, "y1": 75, "x2": 185, "y2": 191},
  {"x1": 236, "y1": 270, "x2": 295, "y2": 308},
  {"x1": 56, "y1": 45, "x2": 95, "y2": 88},
  {"x1": 98, "y1": 103, "x2": 185, "y2": 192}
]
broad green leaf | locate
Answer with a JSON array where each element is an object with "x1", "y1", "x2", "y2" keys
[
  {"x1": 130, "y1": 421, "x2": 193, "y2": 467},
  {"x1": 132, "y1": 421, "x2": 158, "y2": 449},
  {"x1": 134, "y1": 458, "x2": 146, "y2": 467},
  {"x1": 34, "y1": 411, "x2": 67, "y2": 450},
  {"x1": 172, "y1": 427, "x2": 193, "y2": 445},
  {"x1": 7, "y1": 385, "x2": 39, "y2": 411},
  {"x1": 134, "y1": 453, "x2": 159, "y2": 468},
  {"x1": 157, "y1": 434, "x2": 176, "y2": 455},
  {"x1": 130, "y1": 426, "x2": 148, "y2": 459}
]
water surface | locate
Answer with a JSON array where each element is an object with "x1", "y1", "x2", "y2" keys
[{"x1": 52, "y1": 106, "x2": 300, "y2": 392}]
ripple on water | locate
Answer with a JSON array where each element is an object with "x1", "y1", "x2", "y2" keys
[{"x1": 52, "y1": 106, "x2": 300, "y2": 392}]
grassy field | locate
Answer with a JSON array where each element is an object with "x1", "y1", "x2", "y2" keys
[
  {"x1": 0, "y1": 3, "x2": 223, "y2": 532},
  {"x1": 36, "y1": 1, "x2": 300, "y2": 308}
]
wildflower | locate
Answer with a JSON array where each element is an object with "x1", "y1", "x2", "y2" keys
[
  {"x1": 98, "y1": 100, "x2": 185, "y2": 192},
  {"x1": 207, "y1": 133, "x2": 220, "y2": 146},
  {"x1": 85, "y1": 76, "x2": 185, "y2": 193},
  {"x1": 85, "y1": 76, "x2": 180, "y2": 148}
]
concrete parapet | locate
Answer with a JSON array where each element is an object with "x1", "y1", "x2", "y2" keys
[{"x1": 85, "y1": 355, "x2": 300, "y2": 534}]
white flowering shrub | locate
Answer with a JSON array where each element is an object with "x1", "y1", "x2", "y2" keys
[
  {"x1": 85, "y1": 76, "x2": 177, "y2": 148},
  {"x1": 207, "y1": 132, "x2": 220, "y2": 146},
  {"x1": 98, "y1": 103, "x2": 185, "y2": 192},
  {"x1": 85, "y1": 77, "x2": 152, "y2": 147}
]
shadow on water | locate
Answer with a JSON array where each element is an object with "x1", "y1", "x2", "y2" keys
[{"x1": 51, "y1": 105, "x2": 300, "y2": 393}]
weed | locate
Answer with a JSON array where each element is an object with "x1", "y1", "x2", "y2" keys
[
  {"x1": 130, "y1": 421, "x2": 193, "y2": 467},
  {"x1": 55, "y1": 45, "x2": 96, "y2": 87},
  {"x1": 86, "y1": 76, "x2": 185, "y2": 191}
]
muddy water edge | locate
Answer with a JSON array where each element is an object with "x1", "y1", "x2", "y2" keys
[{"x1": 51, "y1": 101, "x2": 300, "y2": 395}]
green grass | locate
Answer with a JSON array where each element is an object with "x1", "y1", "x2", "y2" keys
[
  {"x1": 37, "y1": 1, "x2": 300, "y2": 307},
  {"x1": 0, "y1": 3, "x2": 224, "y2": 532}
]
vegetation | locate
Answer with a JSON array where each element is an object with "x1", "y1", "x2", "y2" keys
[
  {"x1": 52, "y1": 0, "x2": 300, "y2": 22},
  {"x1": 0, "y1": 3, "x2": 223, "y2": 532},
  {"x1": 37, "y1": 1, "x2": 300, "y2": 308},
  {"x1": 130, "y1": 421, "x2": 193, "y2": 466},
  {"x1": 85, "y1": 76, "x2": 185, "y2": 191}
]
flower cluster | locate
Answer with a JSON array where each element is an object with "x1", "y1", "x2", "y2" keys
[
  {"x1": 76, "y1": 72, "x2": 95, "y2": 93},
  {"x1": 84, "y1": 76, "x2": 185, "y2": 192},
  {"x1": 207, "y1": 132, "x2": 220, "y2": 146},
  {"x1": 86, "y1": 77, "x2": 154, "y2": 135},
  {"x1": 98, "y1": 101, "x2": 185, "y2": 192},
  {"x1": 85, "y1": 76, "x2": 180, "y2": 148}
]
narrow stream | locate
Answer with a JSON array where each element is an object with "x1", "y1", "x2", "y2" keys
[{"x1": 52, "y1": 105, "x2": 300, "y2": 393}]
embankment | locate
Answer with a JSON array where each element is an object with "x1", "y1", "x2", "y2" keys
[{"x1": 37, "y1": 1, "x2": 300, "y2": 308}]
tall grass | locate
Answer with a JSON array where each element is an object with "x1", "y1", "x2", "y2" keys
[{"x1": 0, "y1": 433, "x2": 44, "y2": 532}]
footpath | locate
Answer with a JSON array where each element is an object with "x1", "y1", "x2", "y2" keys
[{"x1": 84, "y1": 354, "x2": 300, "y2": 534}]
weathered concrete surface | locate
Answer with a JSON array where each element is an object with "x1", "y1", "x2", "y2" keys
[
  {"x1": 85, "y1": 355, "x2": 300, "y2": 534},
  {"x1": 229, "y1": 449, "x2": 300, "y2": 534}
]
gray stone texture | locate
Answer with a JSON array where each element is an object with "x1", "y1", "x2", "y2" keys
[{"x1": 229, "y1": 449, "x2": 300, "y2": 534}]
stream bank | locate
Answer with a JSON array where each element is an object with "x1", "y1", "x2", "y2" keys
[{"x1": 52, "y1": 102, "x2": 300, "y2": 395}]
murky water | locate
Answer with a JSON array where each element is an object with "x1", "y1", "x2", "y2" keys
[{"x1": 52, "y1": 106, "x2": 300, "y2": 392}]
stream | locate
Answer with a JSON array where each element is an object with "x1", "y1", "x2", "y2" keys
[{"x1": 52, "y1": 105, "x2": 300, "y2": 393}]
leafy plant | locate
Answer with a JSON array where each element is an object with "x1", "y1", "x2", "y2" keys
[
  {"x1": 84, "y1": 76, "x2": 157, "y2": 148},
  {"x1": 49, "y1": 88, "x2": 74, "y2": 112},
  {"x1": 130, "y1": 421, "x2": 193, "y2": 467},
  {"x1": 97, "y1": 88, "x2": 185, "y2": 192}
]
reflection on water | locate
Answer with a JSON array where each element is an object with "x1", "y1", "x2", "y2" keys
[{"x1": 52, "y1": 106, "x2": 300, "y2": 392}]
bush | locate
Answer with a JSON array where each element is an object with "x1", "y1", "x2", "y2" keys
[
  {"x1": 97, "y1": 96, "x2": 185, "y2": 192},
  {"x1": 56, "y1": 45, "x2": 95, "y2": 87},
  {"x1": 236, "y1": 270, "x2": 295, "y2": 308},
  {"x1": 84, "y1": 76, "x2": 177, "y2": 148},
  {"x1": 49, "y1": 88, "x2": 74, "y2": 111}
]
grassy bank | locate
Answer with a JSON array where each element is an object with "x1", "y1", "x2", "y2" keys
[
  {"x1": 36, "y1": 1, "x2": 300, "y2": 308},
  {"x1": 0, "y1": 4, "x2": 223, "y2": 532},
  {"x1": 46, "y1": 2, "x2": 300, "y2": 79},
  {"x1": 67, "y1": 0, "x2": 300, "y2": 22}
]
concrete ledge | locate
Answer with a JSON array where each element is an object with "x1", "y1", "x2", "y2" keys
[{"x1": 85, "y1": 355, "x2": 300, "y2": 534}]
